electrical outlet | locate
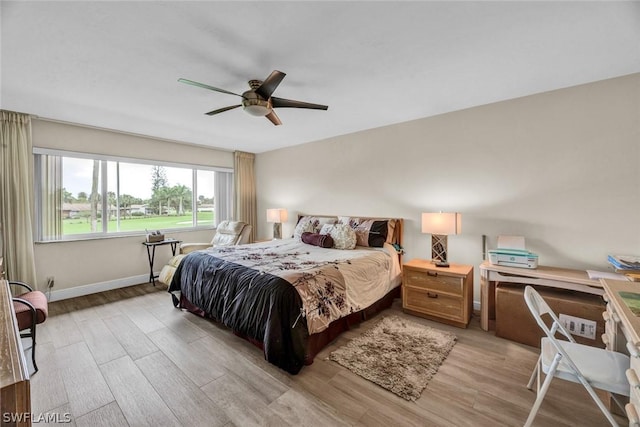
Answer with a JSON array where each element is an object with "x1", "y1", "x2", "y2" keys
[{"x1": 46, "y1": 276, "x2": 55, "y2": 288}]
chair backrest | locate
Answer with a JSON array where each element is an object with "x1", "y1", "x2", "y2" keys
[
  {"x1": 524, "y1": 285, "x2": 576, "y2": 343},
  {"x1": 211, "y1": 220, "x2": 251, "y2": 246}
]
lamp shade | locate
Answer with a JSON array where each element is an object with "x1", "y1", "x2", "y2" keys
[
  {"x1": 266, "y1": 208, "x2": 288, "y2": 223},
  {"x1": 421, "y1": 212, "x2": 461, "y2": 235}
]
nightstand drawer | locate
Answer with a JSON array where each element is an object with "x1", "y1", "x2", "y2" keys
[
  {"x1": 404, "y1": 286, "x2": 462, "y2": 319},
  {"x1": 404, "y1": 269, "x2": 462, "y2": 295}
]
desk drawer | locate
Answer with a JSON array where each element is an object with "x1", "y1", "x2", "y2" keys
[{"x1": 404, "y1": 269, "x2": 463, "y2": 295}]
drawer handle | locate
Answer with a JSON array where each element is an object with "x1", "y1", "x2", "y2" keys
[
  {"x1": 627, "y1": 342, "x2": 640, "y2": 358},
  {"x1": 603, "y1": 293, "x2": 610, "y2": 303},
  {"x1": 626, "y1": 369, "x2": 640, "y2": 389},
  {"x1": 601, "y1": 334, "x2": 610, "y2": 346},
  {"x1": 612, "y1": 312, "x2": 621, "y2": 323},
  {"x1": 626, "y1": 403, "x2": 640, "y2": 426},
  {"x1": 602, "y1": 311, "x2": 611, "y2": 322},
  {"x1": 427, "y1": 271, "x2": 438, "y2": 277},
  {"x1": 426, "y1": 292, "x2": 438, "y2": 299}
]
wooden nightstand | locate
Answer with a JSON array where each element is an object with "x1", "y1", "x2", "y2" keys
[{"x1": 402, "y1": 259, "x2": 474, "y2": 328}]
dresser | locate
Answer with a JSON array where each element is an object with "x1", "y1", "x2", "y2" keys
[
  {"x1": 402, "y1": 259, "x2": 473, "y2": 328},
  {"x1": 0, "y1": 279, "x2": 31, "y2": 427}
]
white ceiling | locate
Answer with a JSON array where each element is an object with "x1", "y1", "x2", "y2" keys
[{"x1": 2, "y1": 1, "x2": 640, "y2": 154}]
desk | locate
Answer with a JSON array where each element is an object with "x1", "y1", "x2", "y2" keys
[
  {"x1": 600, "y1": 278, "x2": 640, "y2": 422},
  {"x1": 1, "y1": 279, "x2": 31, "y2": 427},
  {"x1": 479, "y1": 260, "x2": 602, "y2": 331},
  {"x1": 142, "y1": 239, "x2": 181, "y2": 286}
]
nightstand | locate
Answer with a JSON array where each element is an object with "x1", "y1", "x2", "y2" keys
[{"x1": 402, "y1": 259, "x2": 474, "y2": 328}]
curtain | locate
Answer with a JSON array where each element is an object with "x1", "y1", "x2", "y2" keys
[
  {"x1": 234, "y1": 151, "x2": 256, "y2": 243},
  {"x1": 214, "y1": 170, "x2": 233, "y2": 226},
  {"x1": 38, "y1": 154, "x2": 63, "y2": 240},
  {"x1": 0, "y1": 110, "x2": 37, "y2": 286}
]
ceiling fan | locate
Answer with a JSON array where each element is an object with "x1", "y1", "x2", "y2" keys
[{"x1": 178, "y1": 70, "x2": 328, "y2": 126}]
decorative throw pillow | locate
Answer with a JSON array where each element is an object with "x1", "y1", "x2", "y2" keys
[
  {"x1": 293, "y1": 216, "x2": 319, "y2": 241},
  {"x1": 330, "y1": 223, "x2": 357, "y2": 250},
  {"x1": 353, "y1": 219, "x2": 389, "y2": 248},
  {"x1": 319, "y1": 223, "x2": 336, "y2": 235},
  {"x1": 301, "y1": 232, "x2": 334, "y2": 248}
]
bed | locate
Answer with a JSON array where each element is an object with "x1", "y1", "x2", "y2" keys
[{"x1": 168, "y1": 215, "x2": 403, "y2": 374}]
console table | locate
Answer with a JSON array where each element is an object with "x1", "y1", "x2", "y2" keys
[{"x1": 479, "y1": 260, "x2": 602, "y2": 331}]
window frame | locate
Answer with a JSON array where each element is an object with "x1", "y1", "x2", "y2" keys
[{"x1": 33, "y1": 147, "x2": 233, "y2": 242}]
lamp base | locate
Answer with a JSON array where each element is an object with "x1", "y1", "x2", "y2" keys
[
  {"x1": 273, "y1": 222, "x2": 282, "y2": 240},
  {"x1": 434, "y1": 261, "x2": 450, "y2": 268}
]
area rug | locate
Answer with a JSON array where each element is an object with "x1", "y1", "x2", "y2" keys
[{"x1": 329, "y1": 315, "x2": 457, "y2": 401}]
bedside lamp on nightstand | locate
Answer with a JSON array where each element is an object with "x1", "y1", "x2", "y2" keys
[
  {"x1": 267, "y1": 208, "x2": 288, "y2": 240},
  {"x1": 421, "y1": 212, "x2": 461, "y2": 267}
]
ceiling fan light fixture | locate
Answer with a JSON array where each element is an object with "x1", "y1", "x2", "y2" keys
[{"x1": 242, "y1": 92, "x2": 272, "y2": 116}]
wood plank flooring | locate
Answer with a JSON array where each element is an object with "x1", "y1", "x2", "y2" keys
[{"x1": 28, "y1": 284, "x2": 625, "y2": 426}]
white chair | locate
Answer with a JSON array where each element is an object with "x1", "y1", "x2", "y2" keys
[{"x1": 523, "y1": 285, "x2": 629, "y2": 427}]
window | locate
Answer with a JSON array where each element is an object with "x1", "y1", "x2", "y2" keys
[{"x1": 34, "y1": 149, "x2": 233, "y2": 241}]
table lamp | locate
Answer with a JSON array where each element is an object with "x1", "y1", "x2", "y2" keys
[
  {"x1": 421, "y1": 212, "x2": 461, "y2": 267},
  {"x1": 266, "y1": 208, "x2": 288, "y2": 239}
]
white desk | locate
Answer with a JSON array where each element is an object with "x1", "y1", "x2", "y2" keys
[
  {"x1": 479, "y1": 260, "x2": 603, "y2": 331},
  {"x1": 600, "y1": 278, "x2": 640, "y2": 424}
]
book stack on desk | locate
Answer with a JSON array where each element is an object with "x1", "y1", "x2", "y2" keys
[{"x1": 608, "y1": 255, "x2": 640, "y2": 281}]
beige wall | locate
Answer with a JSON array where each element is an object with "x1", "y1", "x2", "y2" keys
[
  {"x1": 256, "y1": 73, "x2": 640, "y2": 304},
  {"x1": 31, "y1": 120, "x2": 233, "y2": 297}
]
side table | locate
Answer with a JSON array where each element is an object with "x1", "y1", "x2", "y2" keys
[{"x1": 142, "y1": 239, "x2": 181, "y2": 286}]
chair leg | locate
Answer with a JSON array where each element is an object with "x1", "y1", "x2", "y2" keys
[
  {"x1": 574, "y1": 376, "x2": 620, "y2": 427},
  {"x1": 31, "y1": 324, "x2": 38, "y2": 374},
  {"x1": 524, "y1": 354, "x2": 561, "y2": 427},
  {"x1": 527, "y1": 355, "x2": 541, "y2": 390}
]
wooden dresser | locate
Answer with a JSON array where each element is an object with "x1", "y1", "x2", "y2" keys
[
  {"x1": 402, "y1": 259, "x2": 474, "y2": 328},
  {"x1": 1, "y1": 279, "x2": 31, "y2": 427}
]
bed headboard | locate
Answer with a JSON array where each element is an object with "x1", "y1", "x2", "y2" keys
[{"x1": 296, "y1": 214, "x2": 404, "y2": 261}]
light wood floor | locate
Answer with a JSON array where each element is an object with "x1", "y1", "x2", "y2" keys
[{"x1": 28, "y1": 284, "x2": 625, "y2": 426}]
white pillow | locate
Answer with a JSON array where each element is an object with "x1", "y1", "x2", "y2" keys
[
  {"x1": 319, "y1": 224, "x2": 335, "y2": 235},
  {"x1": 330, "y1": 223, "x2": 356, "y2": 250},
  {"x1": 293, "y1": 216, "x2": 317, "y2": 241}
]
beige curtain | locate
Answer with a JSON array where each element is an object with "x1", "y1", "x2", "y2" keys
[
  {"x1": 234, "y1": 151, "x2": 256, "y2": 242},
  {"x1": 0, "y1": 110, "x2": 37, "y2": 286}
]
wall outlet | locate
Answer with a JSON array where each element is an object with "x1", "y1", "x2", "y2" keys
[
  {"x1": 559, "y1": 313, "x2": 596, "y2": 340},
  {"x1": 46, "y1": 276, "x2": 55, "y2": 288}
]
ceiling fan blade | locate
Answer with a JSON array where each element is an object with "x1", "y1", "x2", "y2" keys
[
  {"x1": 205, "y1": 104, "x2": 242, "y2": 116},
  {"x1": 255, "y1": 70, "x2": 286, "y2": 99},
  {"x1": 271, "y1": 97, "x2": 328, "y2": 110},
  {"x1": 178, "y1": 78, "x2": 245, "y2": 98},
  {"x1": 265, "y1": 110, "x2": 282, "y2": 126}
]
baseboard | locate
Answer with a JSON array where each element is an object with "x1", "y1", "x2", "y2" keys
[
  {"x1": 473, "y1": 300, "x2": 480, "y2": 312},
  {"x1": 48, "y1": 274, "x2": 152, "y2": 302}
]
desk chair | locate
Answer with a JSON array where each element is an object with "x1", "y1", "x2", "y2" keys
[
  {"x1": 11, "y1": 281, "x2": 48, "y2": 374},
  {"x1": 523, "y1": 285, "x2": 629, "y2": 426}
]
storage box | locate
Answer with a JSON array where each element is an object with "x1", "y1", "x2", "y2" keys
[{"x1": 495, "y1": 283, "x2": 605, "y2": 348}]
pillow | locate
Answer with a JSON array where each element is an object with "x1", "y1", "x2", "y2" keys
[
  {"x1": 301, "y1": 232, "x2": 334, "y2": 248},
  {"x1": 319, "y1": 223, "x2": 336, "y2": 235},
  {"x1": 338, "y1": 217, "x2": 390, "y2": 248},
  {"x1": 293, "y1": 216, "x2": 319, "y2": 241},
  {"x1": 353, "y1": 219, "x2": 389, "y2": 248},
  {"x1": 329, "y1": 223, "x2": 356, "y2": 250}
]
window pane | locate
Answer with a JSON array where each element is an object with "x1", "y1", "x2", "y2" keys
[
  {"x1": 62, "y1": 157, "x2": 103, "y2": 236},
  {"x1": 197, "y1": 170, "x2": 215, "y2": 226}
]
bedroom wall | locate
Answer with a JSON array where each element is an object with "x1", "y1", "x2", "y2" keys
[
  {"x1": 30, "y1": 120, "x2": 234, "y2": 298},
  {"x1": 255, "y1": 73, "x2": 640, "y2": 306}
]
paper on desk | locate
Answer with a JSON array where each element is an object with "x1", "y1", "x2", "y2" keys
[
  {"x1": 497, "y1": 235, "x2": 526, "y2": 250},
  {"x1": 586, "y1": 270, "x2": 630, "y2": 281}
]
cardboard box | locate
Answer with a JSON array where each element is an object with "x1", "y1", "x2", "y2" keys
[{"x1": 495, "y1": 283, "x2": 605, "y2": 348}]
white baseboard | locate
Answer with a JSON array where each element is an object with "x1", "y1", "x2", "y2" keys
[
  {"x1": 473, "y1": 300, "x2": 481, "y2": 312},
  {"x1": 48, "y1": 273, "x2": 153, "y2": 302}
]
